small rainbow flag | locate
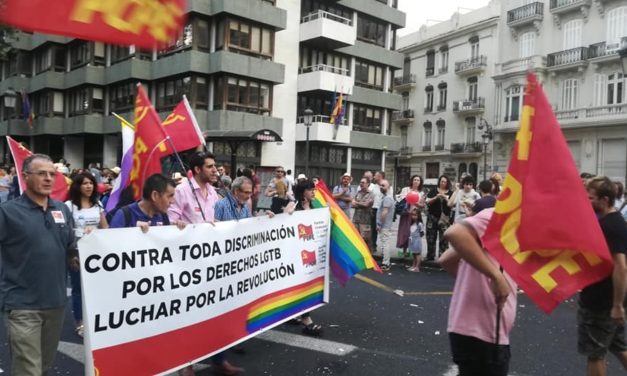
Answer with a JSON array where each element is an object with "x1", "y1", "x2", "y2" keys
[
  {"x1": 312, "y1": 180, "x2": 381, "y2": 285},
  {"x1": 246, "y1": 278, "x2": 324, "y2": 333}
]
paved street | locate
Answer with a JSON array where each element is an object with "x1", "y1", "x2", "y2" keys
[{"x1": 0, "y1": 262, "x2": 624, "y2": 375}]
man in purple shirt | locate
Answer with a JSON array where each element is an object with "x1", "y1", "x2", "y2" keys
[{"x1": 168, "y1": 151, "x2": 220, "y2": 224}]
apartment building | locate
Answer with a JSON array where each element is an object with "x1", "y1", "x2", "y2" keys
[
  {"x1": 394, "y1": 2, "x2": 500, "y2": 185},
  {"x1": 0, "y1": 0, "x2": 405, "y2": 186},
  {"x1": 494, "y1": 0, "x2": 627, "y2": 182}
]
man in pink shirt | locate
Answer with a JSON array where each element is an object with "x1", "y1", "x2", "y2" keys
[
  {"x1": 439, "y1": 208, "x2": 517, "y2": 376},
  {"x1": 168, "y1": 151, "x2": 220, "y2": 224}
]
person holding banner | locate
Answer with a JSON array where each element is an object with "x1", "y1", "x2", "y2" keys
[
  {"x1": 0, "y1": 154, "x2": 77, "y2": 376},
  {"x1": 169, "y1": 152, "x2": 243, "y2": 376},
  {"x1": 439, "y1": 208, "x2": 517, "y2": 376},
  {"x1": 168, "y1": 151, "x2": 220, "y2": 225}
]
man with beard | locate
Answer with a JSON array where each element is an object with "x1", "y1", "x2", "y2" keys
[{"x1": 376, "y1": 179, "x2": 395, "y2": 270}]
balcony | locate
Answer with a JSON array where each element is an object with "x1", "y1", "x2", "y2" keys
[
  {"x1": 300, "y1": 9, "x2": 356, "y2": 48},
  {"x1": 391, "y1": 109, "x2": 415, "y2": 125},
  {"x1": 450, "y1": 142, "x2": 483, "y2": 154},
  {"x1": 393, "y1": 74, "x2": 416, "y2": 90},
  {"x1": 547, "y1": 47, "x2": 588, "y2": 72},
  {"x1": 438, "y1": 66, "x2": 448, "y2": 75},
  {"x1": 436, "y1": 104, "x2": 446, "y2": 112},
  {"x1": 434, "y1": 144, "x2": 445, "y2": 151},
  {"x1": 422, "y1": 145, "x2": 432, "y2": 152},
  {"x1": 454, "y1": 56, "x2": 487, "y2": 76},
  {"x1": 399, "y1": 146, "x2": 413, "y2": 156},
  {"x1": 588, "y1": 39, "x2": 627, "y2": 64},
  {"x1": 297, "y1": 64, "x2": 353, "y2": 94},
  {"x1": 453, "y1": 97, "x2": 485, "y2": 115},
  {"x1": 507, "y1": 2, "x2": 544, "y2": 28},
  {"x1": 552, "y1": 104, "x2": 627, "y2": 126},
  {"x1": 426, "y1": 67, "x2": 434, "y2": 77},
  {"x1": 494, "y1": 55, "x2": 547, "y2": 77},
  {"x1": 424, "y1": 106, "x2": 433, "y2": 114},
  {"x1": 549, "y1": 0, "x2": 591, "y2": 27},
  {"x1": 295, "y1": 114, "x2": 350, "y2": 144}
]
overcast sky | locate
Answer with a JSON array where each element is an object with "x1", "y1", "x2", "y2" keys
[{"x1": 397, "y1": 0, "x2": 492, "y2": 36}]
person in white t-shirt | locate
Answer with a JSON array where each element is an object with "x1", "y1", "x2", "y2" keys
[
  {"x1": 448, "y1": 175, "x2": 481, "y2": 223},
  {"x1": 65, "y1": 172, "x2": 108, "y2": 337}
]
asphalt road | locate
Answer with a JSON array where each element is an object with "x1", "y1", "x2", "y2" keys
[{"x1": 0, "y1": 261, "x2": 624, "y2": 375}]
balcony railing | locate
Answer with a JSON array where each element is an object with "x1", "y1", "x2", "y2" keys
[
  {"x1": 549, "y1": 0, "x2": 588, "y2": 11},
  {"x1": 301, "y1": 9, "x2": 353, "y2": 26},
  {"x1": 454, "y1": 55, "x2": 487, "y2": 73},
  {"x1": 426, "y1": 67, "x2": 434, "y2": 77},
  {"x1": 393, "y1": 74, "x2": 416, "y2": 86},
  {"x1": 298, "y1": 63, "x2": 350, "y2": 76},
  {"x1": 554, "y1": 103, "x2": 627, "y2": 120},
  {"x1": 436, "y1": 104, "x2": 446, "y2": 111},
  {"x1": 297, "y1": 114, "x2": 348, "y2": 126},
  {"x1": 399, "y1": 146, "x2": 413, "y2": 155},
  {"x1": 588, "y1": 38, "x2": 627, "y2": 59},
  {"x1": 434, "y1": 144, "x2": 445, "y2": 151},
  {"x1": 422, "y1": 145, "x2": 432, "y2": 152},
  {"x1": 450, "y1": 142, "x2": 482, "y2": 153},
  {"x1": 507, "y1": 2, "x2": 544, "y2": 24},
  {"x1": 392, "y1": 109, "x2": 415, "y2": 121},
  {"x1": 547, "y1": 47, "x2": 588, "y2": 67},
  {"x1": 453, "y1": 97, "x2": 485, "y2": 112}
]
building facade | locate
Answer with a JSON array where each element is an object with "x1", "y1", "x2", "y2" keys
[
  {"x1": 495, "y1": 0, "x2": 627, "y2": 182},
  {"x1": 394, "y1": 0, "x2": 627, "y2": 185},
  {"x1": 394, "y1": 2, "x2": 501, "y2": 186},
  {"x1": 0, "y1": 0, "x2": 406, "y2": 187}
]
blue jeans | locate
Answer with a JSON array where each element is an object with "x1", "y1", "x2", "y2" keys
[{"x1": 68, "y1": 269, "x2": 82, "y2": 323}]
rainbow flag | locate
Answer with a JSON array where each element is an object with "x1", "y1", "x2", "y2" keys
[
  {"x1": 246, "y1": 278, "x2": 324, "y2": 333},
  {"x1": 312, "y1": 180, "x2": 381, "y2": 284}
]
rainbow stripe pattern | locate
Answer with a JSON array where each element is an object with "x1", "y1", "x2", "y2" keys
[
  {"x1": 246, "y1": 278, "x2": 324, "y2": 333},
  {"x1": 312, "y1": 181, "x2": 381, "y2": 285}
]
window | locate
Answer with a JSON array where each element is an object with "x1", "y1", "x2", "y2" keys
[
  {"x1": 69, "y1": 41, "x2": 105, "y2": 70},
  {"x1": 465, "y1": 117, "x2": 476, "y2": 144},
  {"x1": 110, "y1": 45, "x2": 151, "y2": 64},
  {"x1": 67, "y1": 86, "x2": 104, "y2": 116},
  {"x1": 593, "y1": 73, "x2": 607, "y2": 106},
  {"x1": 505, "y1": 86, "x2": 522, "y2": 122},
  {"x1": 562, "y1": 78, "x2": 578, "y2": 110},
  {"x1": 301, "y1": 0, "x2": 352, "y2": 20},
  {"x1": 5, "y1": 51, "x2": 31, "y2": 78},
  {"x1": 297, "y1": 93, "x2": 333, "y2": 120},
  {"x1": 437, "y1": 82, "x2": 447, "y2": 110},
  {"x1": 110, "y1": 82, "x2": 147, "y2": 112},
  {"x1": 467, "y1": 77, "x2": 478, "y2": 101},
  {"x1": 426, "y1": 50, "x2": 435, "y2": 76},
  {"x1": 607, "y1": 72, "x2": 624, "y2": 105},
  {"x1": 157, "y1": 76, "x2": 207, "y2": 111},
  {"x1": 32, "y1": 90, "x2": 64, "y2": 117},
  {"x1": 355, "y1": 59, "x2": 384, "y2": 90},
  {"x1": 423, "y1": 121, "x2": 432, "y2": 148},
  {"x1": 401, "y1": 92, "x2": 409, "y2": 111},
  {"x1": 299, "y1": 47, "x2": 350, "y2": 74},
  {"x1": 357, "y1": 14, "x2": 386, "y2": 47},
  {"x1": 606, "y1": 7, "x2": 627, "y2": 50},
  {"x1": 401, "y1": 125, "x2": 408, "y2": 148},
  {"x1": 563, "y1": 19, "x2": 583, "y2": 50},
  {"x1": 425, "y1": 85, "x2": 434, "y2": 112},
  {"x1": 519, "y1": 32, "x2": 535, "y2": 58},
  {"x1": 353, "y1": 104, "x2": 383, "y2": 133},
  {"x1": 214, "y1": 76, "x2": 271, "y2": 115},
  {"x1": 470, "y1": 36, "x2": 480, "y2": 59},
  {"x1": 439, "y1": 46, "x2": 449, "y2": 73},
  {"x1": 159, "y1": 22, "x2": 193, "y2": 55},
  {"x1": 215, "y1": 17, "x2": 274, "y2": 59},
  {"x1": 34, "y1": 45, "x2": 64, "y2": 74},
  {"x1": 436, "y1": 119, "x2": 445, "y2": 149}
]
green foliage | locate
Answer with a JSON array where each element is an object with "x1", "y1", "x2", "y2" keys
[{"x1": 0, "y1": 24, "x2": 17, "y2": 60}]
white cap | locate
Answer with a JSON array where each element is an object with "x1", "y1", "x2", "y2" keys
[
  {"x1": 341, "y1": 172, "x2": 351, "y2": 178},
  {"x1": 297, "y1": 173, "x2": 307, "y2": 180}
]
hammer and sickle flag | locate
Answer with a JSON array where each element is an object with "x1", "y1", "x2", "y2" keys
[
  {"x1": 157, "y1": 96, "x2": 206, "y2": 157},
  {"x1": 481, "y1": 73, "x2": 613, "y2": 313}
]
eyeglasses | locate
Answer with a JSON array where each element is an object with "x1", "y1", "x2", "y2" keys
[
  {"x1": 276, "y1": 170, "x2": 285, "y2": 173},
  {"x1": 25, "y1": 171, "x2": 56, "y2": 179}
]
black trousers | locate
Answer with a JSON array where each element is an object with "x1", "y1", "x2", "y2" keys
[
  {"x1": 371, "y1": 208, "x2": 378, "y2": 248},
  {"x1": 449, "y1": 333, "x2": 510, "y2": 376}
]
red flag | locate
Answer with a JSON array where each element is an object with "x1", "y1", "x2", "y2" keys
[
  {"x1": 6, "y1": 136, "x2": 69, "y2": 201},
  {"x1": 158, "y1": 96, "x2": 205, "y2": 157},
  {"x1": 0, "y1": 0, "x2": 187, "y2": 49},
  {"x1": 481, "y1": 73, "x2": 613, "y2": 313},
  {"x1": 129, "y1": 84, "x2": 168, "y2": 200}
]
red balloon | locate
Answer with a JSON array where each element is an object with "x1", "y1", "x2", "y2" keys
[
  {"x1": 406, "y1": 191, "x2": 420, "y2": 205},
  {"x1": 97, "y1": 183, "x2": 107, "y2": 193}
]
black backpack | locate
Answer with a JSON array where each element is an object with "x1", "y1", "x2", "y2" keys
[{"x1": 393, "y1": 198, "x2": 407, "y2": 222}]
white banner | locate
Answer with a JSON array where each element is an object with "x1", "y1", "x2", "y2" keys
[{"x1": 78, "y1": 208, "x2": 330, "y2": 375}]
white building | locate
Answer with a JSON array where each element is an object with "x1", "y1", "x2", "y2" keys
[
  {"x1": 394, "y1": 0, "x2": 627, "y2": 185},
  {"x1": 394, "y1": 2, "x2": 501, "y2": 185}
]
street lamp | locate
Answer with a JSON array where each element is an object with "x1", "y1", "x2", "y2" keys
[
  {"x1": 303, "y1": 108, "x2": 313, "y2": 177},
  {"x1": 477, "y1": 118, "x2": 493, "y2": 180},
  {"x1": 619, "y1": 39, "x2": 627, "y2": 75},
  {"x1": 2, "y1": 88, "x2": 18, "y2": 165}
]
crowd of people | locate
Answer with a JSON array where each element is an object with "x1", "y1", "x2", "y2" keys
[{"x1": 1, "y1": 154, "x2": 626, "y2": 376}]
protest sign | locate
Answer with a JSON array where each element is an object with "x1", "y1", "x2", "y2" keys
[{"x1": 79, "y1": 208, "x2": 330, "y2": 375}]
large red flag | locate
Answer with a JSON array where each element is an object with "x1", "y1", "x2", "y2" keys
[
  {"x1": 6, "y1": 136, "x2": 70, "y2": 201},
  {"x1": 0, "y1": 0, "x2": 187, "y2": 49},
  {"x1": 129, "y1": 84, "x2": 168, "y2": 200},
  {"x1": 158, "y1": 96, "x2": 205, "y2": 157},
  {"x1": 481, "y1": 73, "x2": 613, "y2": 313}
]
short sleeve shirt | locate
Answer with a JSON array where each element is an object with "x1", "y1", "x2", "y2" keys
[
  {"x1": 109, "y1": 202, "x2": 169, "y2": 228},
  {"x1": 332, "y1": 185, "x2": 353, "y2": 210},
  {"x1": 378, "y1": 195, "x2": 395, "y2": 229},
  {"x1": 447, "y1": 208, "x2": 518, "y2": 344}
]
